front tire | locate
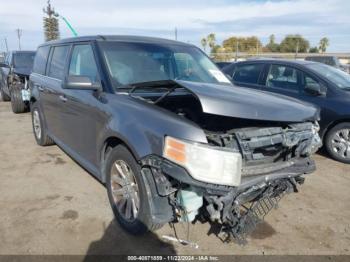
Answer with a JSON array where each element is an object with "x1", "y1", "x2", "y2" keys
[
  {"x1": 325, "y1": 122, "x2": 350, "y2": 164},
  {"x1": 31, "y1": 103, "x2": 55, "y2": 146},
  {"x1": 105, "y1": 145, "x2": 163, "y2": 235},
  {"x1": 10, "y1": 86, "x2": 28, "y2": 113}
]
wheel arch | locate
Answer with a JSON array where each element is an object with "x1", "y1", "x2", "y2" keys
[
  {"x1": 322, "y1": 118, "x2": 350, "y2": 142},
  {"x1": 100, "y1": 136, "x2": 141, "y2": 183}
]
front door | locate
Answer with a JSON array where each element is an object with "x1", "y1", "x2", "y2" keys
[
  {"x1": 263, "y1": 64, "x2": 302, "y2": 99},
  {"x1": 59, "y1": 43, "x2": 106, "y2": 170}
]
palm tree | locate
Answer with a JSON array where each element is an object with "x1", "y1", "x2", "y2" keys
[
  {"x1": 201, "y1": 38, "x2": 207, "y2": 52},
  {"x1": 319, "y1": 37, "x2": 330, "y2": 53},
  {"x1": 207, "y1": 33, "x2": 216, "y2": 51}
]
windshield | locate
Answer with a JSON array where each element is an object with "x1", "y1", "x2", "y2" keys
[
  {"x1": 13, "y1": 52, "x2": 35, "y2": 68},
  {"x1": 98, "y1": 41, "x2": 231, "y2": 89},
  {"x1": 306, "y1": 63, "x2": 350, "y2": 90}
]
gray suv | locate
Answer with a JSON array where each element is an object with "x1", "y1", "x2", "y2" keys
[{"x1": 29, "y1": 36, "x2": 322, "y2": 243}]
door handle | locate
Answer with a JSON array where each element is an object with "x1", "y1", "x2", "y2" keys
[
  {"x1": 35, "y1": 84, "x2": 44, "y2": 92},
  {"x1": 59, "y1": 95, "x2": 67, "y2": 102}
]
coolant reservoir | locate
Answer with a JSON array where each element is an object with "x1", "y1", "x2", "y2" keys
[{"x1": 177, "y1": 187, "x2": 203, "y2": 222}]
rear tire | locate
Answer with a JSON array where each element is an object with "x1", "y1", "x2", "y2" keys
[
  {"x1": 10, "y1": 86, "x2": 28, "y2": 113},
  {"x1": 0, "y1": 86, "x2": 10, "y2": 101},
  {"x1": 31, "y1": 103, "x2": 55, "y2": 146},
  {"x1": 325, "y1": 122, "x2": 350, "y2": 164},
  {"x1": 105, "y1": 145, "x2": 163, "y2": 235}
]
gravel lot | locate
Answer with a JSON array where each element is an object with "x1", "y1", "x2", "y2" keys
[{"x1": 0, "y1": 101, "x2": 349, "y2": 256}]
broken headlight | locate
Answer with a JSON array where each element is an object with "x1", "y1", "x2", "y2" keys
[{"x1": 163, "y1": 136, "x2": 242, "y2": 186}]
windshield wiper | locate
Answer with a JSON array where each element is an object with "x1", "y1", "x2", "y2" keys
[{"x1": 118, "y1": 80, "x2": 180, "y2": 104}]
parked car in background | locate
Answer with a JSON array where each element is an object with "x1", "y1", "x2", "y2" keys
[
  {"x1": 0, "y1": 51, "x2": 36, "y2": 113},
  {"x1": 29, "y1": 36, "x2": 321, "y2": 244},
  {"x1": 215, "y1": 61, "x2": 231, "y2": 69},
  {"x1": 305, "y1": 55, "x2": 350, "y2": 74},
  {"x1": 223, "y1": 59, "x2": 350, "y2": 163}
]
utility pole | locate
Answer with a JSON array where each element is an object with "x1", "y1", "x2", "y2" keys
[
  {"x1": 235, "y1": 41, "x2": 239, "y2": 61},
  {"x1": 16, "y1": 29, "x2": 22, "y2": 50},
  {"x1": 175, "y1": 27, "x2": 177, "y2": 41},
  {"x1": 4, "y1": 38, "x2": 8, "y2": 52},
  {"x1": 295, "y1": 39, "x2": 299, "y2": 59}
]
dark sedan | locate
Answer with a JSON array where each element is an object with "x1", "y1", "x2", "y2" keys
[{"x1": 223, "y1": 59, "x2": 350, "y2": 163}]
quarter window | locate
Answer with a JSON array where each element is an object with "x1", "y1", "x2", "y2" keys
[
  {"x1": 69, "y1": 45, "x2": 99, "y2": 82},
  {"x1": 266, "y1": 65, "x2": 299, "y2": 90},
  {"x1": 232, "y1": 64, "x2": 264, "y2": 84},
  {"x1": 48, "y1": 45, "x2": 70, "y2": 80},
  {"x1": 33, "y1": 46, "x2": 50, "y2": 75}
]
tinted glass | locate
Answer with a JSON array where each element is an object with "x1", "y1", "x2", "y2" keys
[
  {"x1": 99, "y1": 42, "x2": 231, "y2": 88},
  {"x1": 13, "y1": 52, "x2": 35, "y2": 68},
  {"x1": 48, "y1": 45, "x2": 70, "y2": 80},
  {"x1": 306, "y1": 63, "x2": 350, "y2": 90},
  {"x1": 232, "y1": 64, "x2": 264, "y2": 84},
  {"x1": 69, "y1": 45, "x2": 99, "y2": 82},
  {"x1": 223, "y1": 64, "x2": 235, "y2": 78},
  {"x1": 33, "y1": 46, "x2": 50, "y2": 75},
  {"x1": 266, "y1": 65, "x2": 299, "y2": 90}
]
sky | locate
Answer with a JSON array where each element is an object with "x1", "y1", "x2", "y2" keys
[{"x1": 0, "y1": 0, "x2": 349, "y2": 52}]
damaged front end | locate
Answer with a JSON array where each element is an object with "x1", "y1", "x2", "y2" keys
[
  {"x1": 128, "y1": 80, "x2": 322, "y2": 244},
  {"x1": 140, "y1": 121, "x2": 321, "y2": 244}
]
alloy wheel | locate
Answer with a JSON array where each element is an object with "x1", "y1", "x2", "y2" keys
[
  {"x1": 331, "y1": 128, "x2": 350, "y2": 159},
  {"x1": 110, "y1": 160, "x2": 140, "y2": 222}
]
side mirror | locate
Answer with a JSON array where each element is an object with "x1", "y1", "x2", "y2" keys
[
  {"x1": 63, "y1": 75, "x2": 102, "y2": 91},
  {"x1": 0, "y1": 62, "x2": 9, "y2": 68},
  {"x1": 305, "y1": 83, "x2": 326, "y2": 96}
]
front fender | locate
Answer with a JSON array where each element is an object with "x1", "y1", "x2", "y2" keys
[{"x1": 97, "y1": 94, "x2": 208, "y2": 178}]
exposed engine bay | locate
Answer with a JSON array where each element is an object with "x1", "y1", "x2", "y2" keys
[{"x1": 127, "y1": 80, "x2": 322, "y2": 243}]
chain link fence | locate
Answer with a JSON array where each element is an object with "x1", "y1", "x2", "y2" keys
[{"x1": 211, "y1": 52, "x2": 350, "y2": 64}]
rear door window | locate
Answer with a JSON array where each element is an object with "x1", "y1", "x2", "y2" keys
[
  {"x1": 33, "y1": 46, "x2": 50, "y2": 75},
  {"x1": 48, "y1": 45, "x2": 70, "y2": 80},
  {"x1": 232, "y1": 64, "x2": 264, "y2": 84}
]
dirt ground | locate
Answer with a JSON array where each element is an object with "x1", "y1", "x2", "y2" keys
[{"x1": 0, "y1": 101, "x2": 349, "y2": 256}]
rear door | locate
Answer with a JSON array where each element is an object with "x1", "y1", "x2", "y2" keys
[
  {"x1": 42, "y1": 45, "x2": 71, "y2": 140},
  {"x1": 59, "y1": 43, "x2": 105, "y2": 170},
  {"x1": 231, "y1": 63, "x2": 266, "y2": 90}
]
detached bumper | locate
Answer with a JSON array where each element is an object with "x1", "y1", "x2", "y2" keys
[
  {"x1": 141, "y1": 155, "x2": 312, "y2": 243},
  {"x1": 141, "y1": 155, "x2": 314, "y2": 194}
]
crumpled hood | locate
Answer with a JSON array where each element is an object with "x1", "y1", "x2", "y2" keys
[
  {"x1": 13, "y1": 67, "x2": 31, "y2": 77},
  {"x1": 175, "y1": 80, "x2": 319, "y2": 122}
]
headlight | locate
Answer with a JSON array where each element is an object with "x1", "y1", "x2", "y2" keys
[{"x1": 163, "y1": 136, "x2": 242, "y2": 186}]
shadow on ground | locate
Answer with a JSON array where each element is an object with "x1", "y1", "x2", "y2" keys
[{"x1": 84, "y1": 220, "x2": 176, "y2": 258}]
